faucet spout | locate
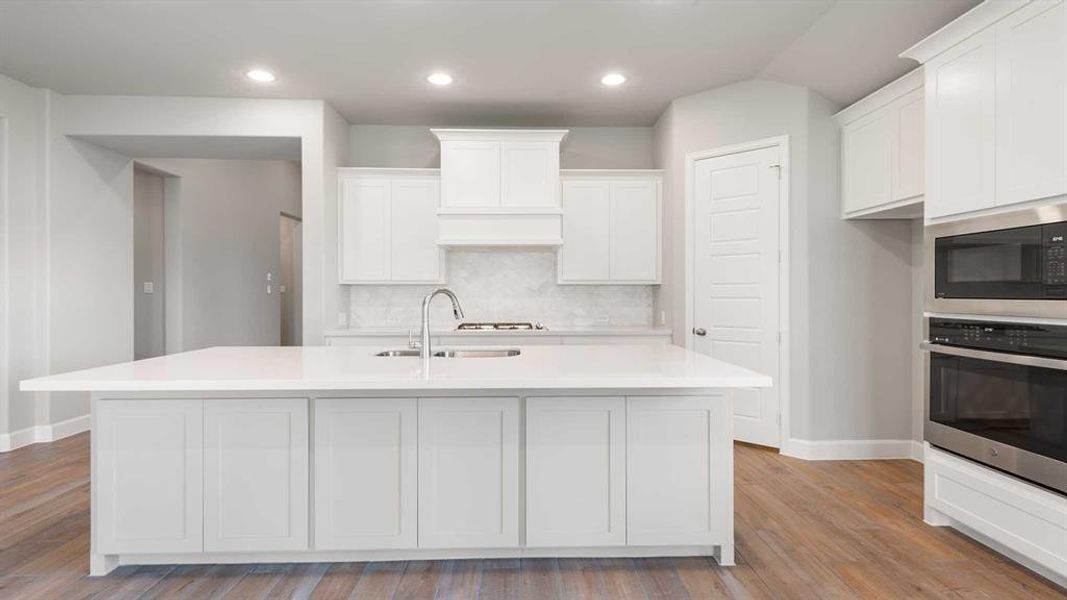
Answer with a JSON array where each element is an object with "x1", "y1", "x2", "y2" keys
[{"x1": 420, "y1": 288, "x2": 465, "y2": 359}]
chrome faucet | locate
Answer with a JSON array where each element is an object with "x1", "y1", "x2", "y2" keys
[{"x1": 418, "y1": 288, "x2": 465, "y2": 359}]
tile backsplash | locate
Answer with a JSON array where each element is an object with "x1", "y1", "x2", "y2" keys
[{"x1": 348, "y1": 249, "x2": 654, "y2": 329}]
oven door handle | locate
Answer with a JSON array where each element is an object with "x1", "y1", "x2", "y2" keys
[{"x1": 921, "y1": 342, "x2": 1067, "y2": 371}]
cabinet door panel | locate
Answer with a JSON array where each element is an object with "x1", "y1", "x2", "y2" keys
[
  {"x1": 610, "y1": 180, "x2": 660, "y2": 281},
  {"x1": 418, "y1": 397, "x2": 520, "y2": 548},
  {"x1": 893, "y1": 89, "x2": 925, "y2": 202},
  {"x1": 441, "y1": 141, "x2": 501, "y2": 208},
  {"x1": 96, "y1": 400, "x2": 203, "y2": 554},
  {"x1": 925, "y1": 28, "x2": 996, "y2": 219},
  {"x1": 315, "y1": 398, "x2": 417, "y2": 550},
  {"x1": 560, "y1": 180, "x2": 611, "y2": 281},
  {"x1": 501, "y1": 141, "x2": 559, "y2": 208},
  {"x1": 340, "y1": 178, "x2": 390, "y2": 282},
  {"x1": 526, "y1": 397, "x2": 625, "y2": 547},
  {"x1": 204, "y1": 398, "x2": 308, "y2": 552},
  {"x1": 390, "y1": 178, "x2": 442, "y2": 282},
  {"x1": 627, "y1": 395, "x2": 731, "y2": 546},
  {"x1": 843, "y1": 112, "x2": 893, "y2": 213},
  {"x1": 995, "y1": 0, "x2": 1067, "y2": 206}
]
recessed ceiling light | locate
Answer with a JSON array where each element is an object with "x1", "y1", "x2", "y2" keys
[
  {"x1": 601, "y1": 73, "x2": 627, "y2": 86},
  {"x1": 246, "y1": 69, "x2": 276, "y2": 83},
  {"x1": 427, "y1": 72, "x2": 454, "y2": 86}
]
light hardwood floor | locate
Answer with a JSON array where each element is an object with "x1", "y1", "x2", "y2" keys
[{"x1": 0, "y1": 433, "x2": 1063, "y2": 599}]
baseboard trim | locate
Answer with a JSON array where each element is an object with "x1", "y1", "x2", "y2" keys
[
  {"x1": 0, "y1": 414, "x2": 90, "y2": 452},
  {"x1": 782, "y1": 438, "x2": 923, "y2": 462}
]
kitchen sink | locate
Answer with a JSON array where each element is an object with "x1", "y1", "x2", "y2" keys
[{"x1": 375, "y1": 348, "x2": 521, "y2": 358}]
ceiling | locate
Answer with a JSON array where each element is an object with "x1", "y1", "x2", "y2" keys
[{"x1": 0, "y1": 0, "x2": 979, "y2": 127}]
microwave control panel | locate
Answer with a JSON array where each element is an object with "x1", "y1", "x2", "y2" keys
[{"x1": 1045, "y1": 221, "x2": 1067, "y2": 291}]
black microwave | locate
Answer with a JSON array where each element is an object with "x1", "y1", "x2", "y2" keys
[{"x1": 934, "y1": 219, "x2": 1067, "y2": 300}]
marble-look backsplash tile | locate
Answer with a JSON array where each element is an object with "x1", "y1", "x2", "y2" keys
[{"x1": 348, "y1": 249, "x2": 654, "y2": 329}]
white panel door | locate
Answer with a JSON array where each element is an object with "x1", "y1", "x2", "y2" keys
[
  {"x1": 526, "y1": 396, "x2": 625, "y2": 547},
  {"x1": 892, "y1": 88, "x2": 925, "y2": 202},
  {"x1": 390, "y1": 178, "x2": 443, "y2": 282},
  {"x1": 610, "y1": 180, "x2": 660, "y2": 282},
  {"x1": 440, "y1": 141, "x2": 501, "y2": 209},
  {"x1": 204, "y1": 398, "x2": 308, "y2": 552},
  {"x1": 995, "y1": 0, "x2": 1066, "y2": 207},
  {"x1": 692, "y1": 147, "x2": 780, "y2": 447},
  {"x1": 501, "y1": 141, "x2": 559, "y2": 209},
  {"x1": 626, "y1": 396, "x2": 731, "y2": 546},
  {"x1": 560, "y1": 180, "x2": 611, "y2": 282},
  {"x1": 96, "y1": 399, "x2": 203, "y2": 554},
  {"x1": 842, "y1": 111, "x2": 892, "y2": 213},
  {"x1": 340, "y1": 178, "x2": 390, "y2": 282},
  {"x1": 314, "y1": 398, "x2": 417, "y2": 550},
  {"x1": 925, "y1": 27, "x2": 997, "y2": 219},
  {"x1": 418, "y1": 397, "x2": 520, "y2": 549}
]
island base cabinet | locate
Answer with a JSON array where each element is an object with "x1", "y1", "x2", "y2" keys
[
  {"x1": 626, "y1": 396, "x2": 732, "y2": 554},
  {"x1": 418, "y1": 397, "x2": 520, "y2": 549},
  {"x1": 203, "y1": 399, "x2": 309, "y2": 552},
  {"x1": 525, "y1": 396, "x2": 626, "y2": 547},
  {"x1": 95, "y1": 399, "x2": 204, "y2": 555},
  {"x1": 314, "y1": 398, "x2": 417, "y2": 550}
]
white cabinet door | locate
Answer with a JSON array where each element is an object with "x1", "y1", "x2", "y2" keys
[
  {"x1": 501, "y1": 141, "x2": 560, "y2": 209},
  {"x1": 440, "y1": 141, "x2": 501, "y2": 209},
  {"x1": 96, "y1": 399, "x2": 203, "y2": 554},
  {"x1": 390, "y1": 178, "x2": 443, "y2": 282},
  {"x1": 893, "y1": 88, "x2": 925, "y2": 202},
  {"x1": 610, "y1": 180, "x2": 660, "y2": 282},
  {"x1": 314, "y1": 398, "x2": 417, "y2": 550},
  {"x1": 526, "y1": 397, "x2": 625, "y2": 547},
  {"x1": 418, "y1": 397, "x2": 520, "y2": 548},
  {"x1": 626, "y1": 395, "x2": 731, "y2": 546},
  {"x1": 925, "y1": 27, "x2": 997, "y2": 219},
  {"x1": 995, "y1": 0, "x2": 1066, "y2": 207},
  {"x1": 842, "y1": 111, "x2": 893, "y2": 214},
  {"x1": 204, "y1": 398, "x2": 308, "y2": 552},
  {"x1": 340, "y1": 178, "x2": 390, "y2": 281},
  {"x1": 560, "y1": 180, "x2": 611, "y2": 282}
]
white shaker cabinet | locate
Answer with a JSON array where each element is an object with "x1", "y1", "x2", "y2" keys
[
  {"x1": 559, "y1": 170, "x2": 662, "y2": 284},
  {"x1": 417, "y1": 397, "x2": 520, "y2": 549},
  {"x1": 203, "y1": 398, "x2": 309, "y2": 552},
  {"x1": 96, "y1": 399, "x2": 204, "y2": 554},
  {"x1": 836, "y1": 68, "x2": 924, "y2": 219},
  {"x1": 314, "y1": 398, "x2": 417, "y2": 550},
  {"x1": 338, "y1": 169, "x2": 444, "y2": 284},
  {"x1": 525, "y1": 397, "x2": 626, "y2": 547}
]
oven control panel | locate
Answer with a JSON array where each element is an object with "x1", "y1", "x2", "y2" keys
[{"x1": 929, "y1": 318, "x2": 1067, "y2": 360}]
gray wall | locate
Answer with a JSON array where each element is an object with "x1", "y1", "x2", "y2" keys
[
  {"x1": 654, "y1": 79, "x2": 915, "y2": 444},
  {"x1": 349, "y1": 125, "x2": 654, "y2": 169},
  {"x1": 133, "y1": 168, "x2": 166, "y2": 359},
  {"x1": 137, "y1": 159, "x2": 302, "y2": 351}
]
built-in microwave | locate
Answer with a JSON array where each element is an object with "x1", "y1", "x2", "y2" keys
[{"x1": 926, "y1": 203, "x2": 1067, "y2": 318}]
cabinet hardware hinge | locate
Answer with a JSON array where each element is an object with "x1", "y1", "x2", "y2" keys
[{"x1": 770, "y1": 164, "x2": 781, "y2": 179}]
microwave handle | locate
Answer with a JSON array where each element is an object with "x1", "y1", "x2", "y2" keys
[{"x1": 921, "y1": 341, "x2": 1067, "y2": 372}]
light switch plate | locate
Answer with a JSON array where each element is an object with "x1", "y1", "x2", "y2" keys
[{"x1": 142, "y1": 282, "x2": 154, "y2": 294}]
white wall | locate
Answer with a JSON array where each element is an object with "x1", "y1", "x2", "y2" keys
[
  {"x1": 654, "y1": 79, "x2": 915, "y2": 445},
  {"x1": 133, "y1": 168, "x2": 166, "y2": 359},
  {"x1": 348, "y1": 125, "x2": 654, "y2": 169},
  {"x1": 136, "y1": 159, "x2": 301, "y2": 350}
]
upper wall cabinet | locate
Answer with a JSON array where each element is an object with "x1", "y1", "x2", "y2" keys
[
  {"x1": 558, "y1": 170, "x2": 662, "y2": 284},
  {"x1": 433, "y1": 129, "x2": 569, "y2": 246},
  {"x1": 836, "y1": 68, "x2": 925, "y2": 219},
  {"x1": 338, "y1": 168, "x2": 445, "y2": 284},
  {"x1": 902, "y1": 0, "x2": 1065, "y2": 222}
]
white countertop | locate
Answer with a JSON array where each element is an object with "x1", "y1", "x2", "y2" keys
[
  {"x1": 323, "y1": 326, "x2": 673, "y2": 337},
  {"x1": 20, "y1": 344, "x2": 771, "y2": 392}
]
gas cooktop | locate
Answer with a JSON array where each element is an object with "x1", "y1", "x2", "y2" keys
[{"x1": 456, "y1": 322, "x2": 547, "y2": 331}]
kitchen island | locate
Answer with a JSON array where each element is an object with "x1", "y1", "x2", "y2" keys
[{"x1": 21, "y1": 344, "x2": 771, "y2": 576}]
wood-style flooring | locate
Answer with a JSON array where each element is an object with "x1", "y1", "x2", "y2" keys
[{"x1": 0, "y1": 433, "x2": 1063, "y2": 599}]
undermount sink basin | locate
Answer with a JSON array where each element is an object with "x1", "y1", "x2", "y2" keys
[{"x1": 374, "y1": 348, "x2": 521, "y2": 358}]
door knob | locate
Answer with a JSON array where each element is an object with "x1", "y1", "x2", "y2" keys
[{"x1": 693, "y1": 327, "x2": 707, "y2": 336}]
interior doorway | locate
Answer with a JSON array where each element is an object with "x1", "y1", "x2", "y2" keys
[
  {"x1": 133, "y1": 167, "x2": 166, "y2": 359},
  {"x1": 685, "y1": 136, "x2": 790, "y2": 448},
  {"x1": 279, "y1": 213, "x2": 302, "y2": 346}
]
